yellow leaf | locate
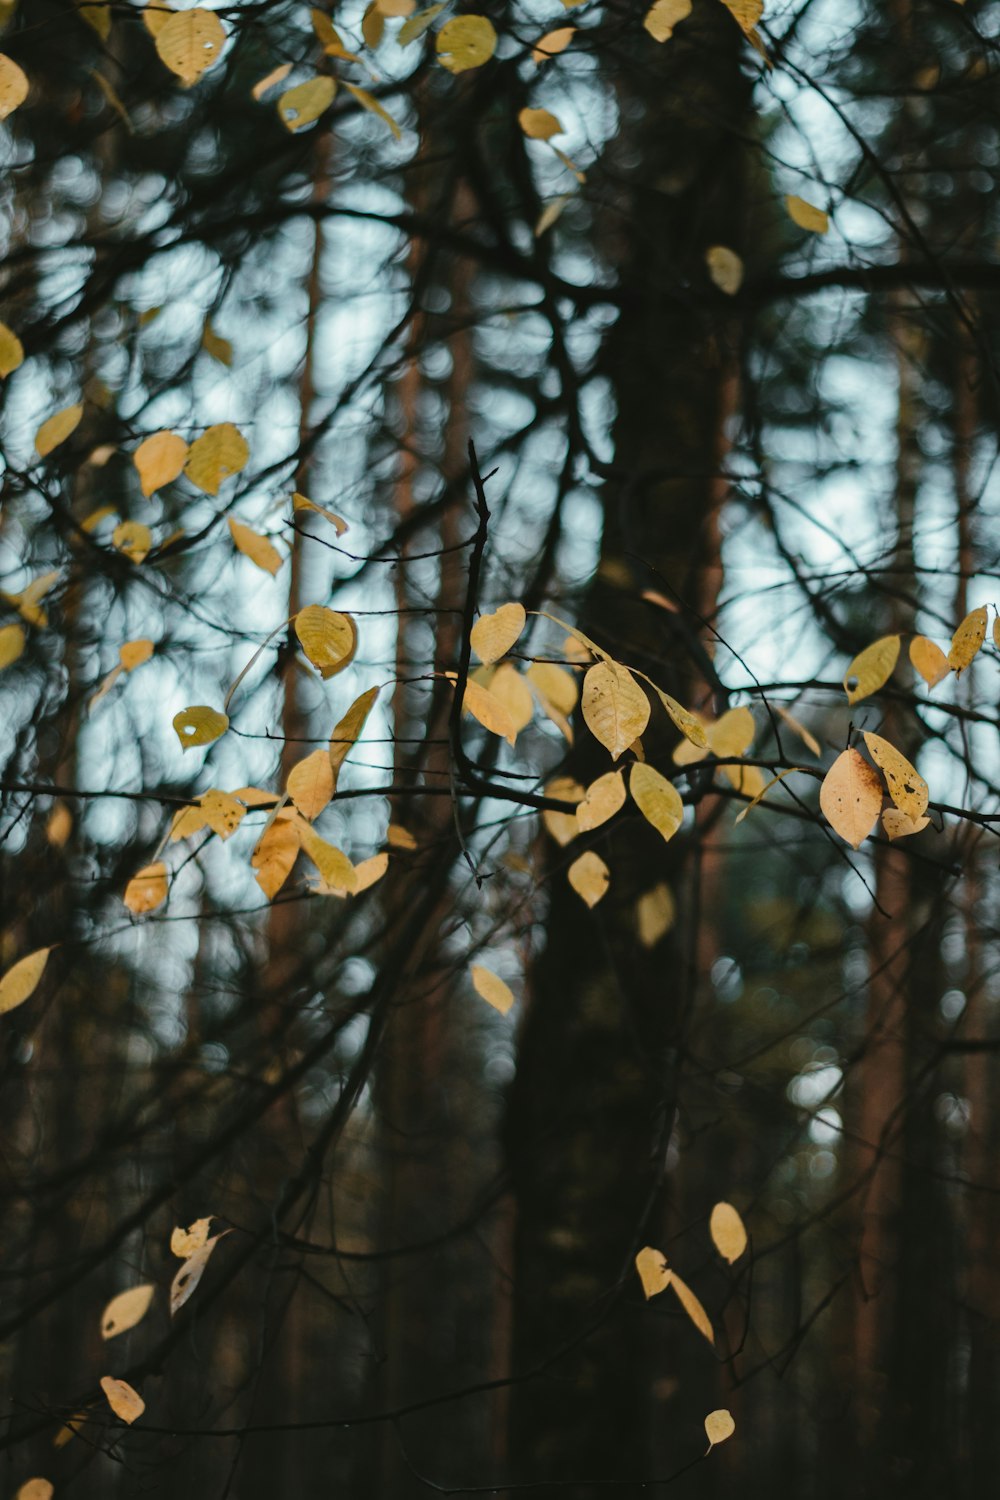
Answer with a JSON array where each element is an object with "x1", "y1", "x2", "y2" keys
[
  {"x1": 228, "y1": 518, "x2": 282, "y2": 576},
  {"x1": 948, "y1": 604, "x2": 988, "y2": 673},
  {"x1": 646, "y1": 680, "x2": 707, "y2": 746},
  {"x1": 582, "y1": 661, "x2": 649, "y2": 760},
  {"x1": 519, "y1": 107, "x2": 563, "y2": 139},
  {"x1": 343, "y1": 82, "x2": 402, "y2": 138},
  {"x1": 330, "y1": 686, "x2": 379, "y2": 781},
  {"x1": 489, "y1": 663, "x2": 534, "y2": 737},
  {"x1": 471, "y1": 965, "x2": 515, "y2": 1015},
  {"x1": 0, "y1": 947, "x2": 51, "y2": 1014},
  {"x1": 154, "y1": 8, "x2": 226, "y2": 85},
  {"x1": 5, "y1": 568, "x2": 59, "y2": 628},
  {"x1": 172, "y1": 705, "x2": 229, "y2": 751},
  {"x1": 123, "y1": 863, "x2": 168, "y2": 914},
  {"x1": 636, "y1": 883, "x2": 675, "y2": 948},
  {"x1": 170, "y1": 1233, "x2": 225, "y2": 1315},
  {"x1": 669, "y1": 1269, "x2": 715, "y2": 1346},
  {"x1": 0, "y1": 621, "x2": 25, "y2": 671},
  {"x1": 733, "y1": 766, "x2": 801, "y2": 823},
  {"x1": 252, "y1": 820, "x2": 300, "y2": 899},
  {"x1": 542, "y1": 776, "x2": 583, "y2": 846},
  {"x1": 199, "y1": 789, "x2": 245, "y2": 839},
  {"x1": 704, "y1": 1409, "x2": 736, "y2": 1448},
  {"x1": 252, "y1": 62, "x2": 292, "y2": 99},
  {"x1": 576, "y1": 770, "x2": 626, "y2": 832},
  {"x1": 862, "y1": 732, "x2": 927, "y2": 820},
  {"x1": 234, "y1": 786, "x2": 276, "y2": 807},
  {"x1": 46, "y1": 802, "x2": 73, "y2": 847},
  {"x1": 720, "y1": 0, "x2": 762, "y2": 35},
  {"x1": 120, "y1": 639, "x2": 153, "y2": 671},
  {"x1": 435, "y1": 14, "x2": 496, "y2": 72},
  {"x1": 776, "y1": 704, "x2": 820, "y2": 755},
  {"x1": 527, "y1": 660, "x2": 578, "y2": 715},
  {"x1": 53, "y1": 1412, "x2": 88, "y2": 1448},
  {"x1": 112, "y1": 520, "x2": 152, "y2": 563},
  {"x1": 312, "y1": 9, "x2": 360, "y2": 55},
  {"x1": 77, "y1": 1, "x2": 111, "y2": 38},
  {"x1": 786, "y1": 194, "x2": 828, "y2": 234},
  {"x1": 535, "y1": 195, "x2": 571, "y2": 237},
  {"x1": 630, "y1": 762, "x2": 684, "y2": 842},
  {"x1": 293, "y1": 492, "x2": 348, "y2": 534},
  {"x1": 454, "y1": 675, "x2": 517, "y2": 746},
  {"x1": 376, "y1": 0, "x2": 414, "y2": 13},
  {"x1": 134, "y1": 431, "x2": 188, "y2": 499},
  {"x1": 278, "y1": 75, "x2": 336, "y2": 132},
  {"x1": 819, "y1": 748, "x2": 883, "y2": 849},
  {"x1": 568, "y1": 850, "x2": 609, "y2": 907},
  {"x1": 171, "y1": 1217, "x2": 213, "y2": 1257},
  {"x1": 352, "y1": 851, "x2": 388, "y2": 892},
  {"x1": 471, "y1": 601, "x2": 526, "y2": 664},
  {"x1": 398, "y1": 2, "x2": 444, "y2": 44},
  {"x1": 99, "y1": 1376, "x2": 145, "y2": 1425},
  {"x1": 882, "y1": 807, "x2": 929, "y2": 841},
  {"x1": 202, "y1": 319, "x2": 232, "y2": 365},
  {"x1": 843, "y1": 634, "x2": 900, "y2": 703},
  {"x1": 16, "y1": 1481, "x2": 54, "y2": 1500},
  {"x1": 0, "y1": 53, "x2": 27, "y2": 118},
  {"x1": 101, "y1": 1284, "x2": 155, "y2": 1340},
  {"x1": 643, "y1": 0, "x2": 691, "y2": 41},
  {"x1": 909, "y1": 634, "x2": 950, "y2": 688},
  {"x1": 362, "y1": 1, "x2": 384, "y2": 46},
  {"x1": 387, "y1": 823, "x2": 417, "y2": 849},
  {"x1": 709, "y1": 1202, "x2": 747, "y2": 1263},
  {"x1": 35, "y1": 403, "x2": 83, "y2": 457},
  {"x1": 635, "y1": 1245, "x2": 670, "y2": 1299},
  {"x1": 0, "y1": 320, "x2": 24, "y2": 375},
  {"x1": 184, "y1": 422, "x2": 249, "y2": 494},
  {"x1": 287, "y1": 748, "x2": 334, "y2": 820},
  {"x1": 707, "y1": 706, "x2": 755, "y2": 757},
  {"x1": 299, "y1": 826, "x2": 358, "y2": 892},
  {"x1": 295, "y1": 605, "x2": 357, "y2": 679},
  {"x1": 705, "y1": 244, "x2": 744, "y2": 295},
  {"x1": 532, "y1": 25, "x2": 574, "y2": 61}
]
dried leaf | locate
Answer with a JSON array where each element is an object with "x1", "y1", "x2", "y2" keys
[
  {"x1": 863, "y1": 731, "x2": 928, "y2": 820},
  {"x1": 0, "y1": 53, "x2": 28, "y2": 118},
  {"x1": 882, "y1": 807, "x2": 929, "y2": 841},
  {"x1": 708, "y1": 706, "x2": 755, "y2": 757},
  {"x1": 0, "y1": 320, "x2": 24, "y2": 375},
  {"x1": 184, "y1": 423, "x2": 249, "y2": 494},
  {"x1": 0, "y1": 621, "x2": 25, "y2": 671},
  {"x1": 112, "y1": 521, "x2": 152, "y2": 563},
  {"x1": 635, "y1": 1245, "x2": 670, "y2": 1299},
  {"x1": 843, "y1": 635, "x2": 899, "y2": 704},
  {"x1": 200, "y1": 789, "x2": 245, "y2": 839},
  {"x1": 278, "y1": 75, "x2": 336, "y2": 131},
  {"x1": 0, "y1": 947, "x2": 51, "y2": 1014},
  {"x1": 542, "y1": 776, "x2": 584, "y2": 846},
  {"x1": 99, "y1": 1376, "x2": 145, "y2": 1424},
  {"x1": 645, "y1": 680, "x2": 707, "y2": 746},
  {"x1": 228, "y1": 518, "x2": 282, "y2": 576},
  {"x1": 709, "y1": 1202, "x2": 747, "y2": 1263},
  {"x1": 819, "y1": 748, "x2": 883, "y2": 849},
  {"x1": 720, "y1": 0, "x2": 762, "y2": 35},
  {"x1": 637, "y1": 883, "x2": 675, "y2": 948},
  {"x1": 532, "y1": 26, "x2": 574, "y2": 61},
  {"x1": 293, "y1": 493, "x2": 348, "y2": 533},
  {"x1": 170, "y1": 1235, "x2": 223, "y2": 1315},
  {"x1": 101, "y1": 1284, "x2": 155, "y2": 1340},
  {"x1": 630, "y1": 763, "x2": 683, "y2": 843},
  {"x1": 46, "y1": 802, "x2": 73, "y2": 847},
  {"x1": 705, "y1": 1409, "x2": 736, "y2": 1448},
  {"x1": 909, "y1": 635, "x2": 950, "y2": 688},
  {"x1": 776, "y1": 704, "x2": 820, "y2": 755},
  {"x1": 489, "y1": 663, "x2": 534, "y2": 737},
  {"x1": 171, "y1": 1217, "x2": 213, "y2": 1257},
  {"x1": 455, "y1": 676, "x2": 517, "y2": 746},
  {"x1": 295, "y1": 605, "x2": 357, "y2": 679},
  {"x1": 352, "y1": 851, "x2": 388, "y2": 892},
  {"x1": 343, "y1": 82, "x2": 402, "y2": 138},
  {"x1": 582, "y1": 661, "x2": 649, "y2": 760},
  {"x1": 120, "y1": 640, "x2": 154, "y2": 671},
  {"x1": 705, "y1": 244, "x2": 744, "y2": 294},
  {"x1": 123, "y1": 863, "x2": 168, "y2": 914},
  {"x1": 287, "y1": 748, "x2": 334, "y2": 821},
  {"x1": 299, "y1": 826, "x2": 358, "y2": 892},
  {"x1": 435, "y1": 14, "x2": 496, "y2": 72},
  {"x1": 535, "y1": 195, "x2": 571, "y2": 236},
  {"x1": 527, "y1": 660, "x2": 578, "y2": 715},
  {"x1": 35, "y1": 404, "x2": 83, "y2": 457},
  {"x1": 786, "y1": 194, "x2": 828, "y2": 234},
  {"x1": 471, "y1": 965, "x2": 515, "y2": 1015},
  {"x1": 948, "y1": 604, "x2": 987, "y2": 673},
  {"x1": 173, "y1": 705, "x2": 229, "y2": 751},
  {"x1": 642, "y1": 0, "x2": 691, "y2": 39},
  {"x1": 155, "y1": 8, "x2": 226, "y2": 84},
  {"x1": 576, "y1": 770, "x2": 626, "y2": 832},
  {"x1": 471, "y1": 602, "x2": 526, "y2": 664},
  {"x1": 568, "y1": 850, "x2": 609, "y2": 907},
  {"x1": 330, "y1": 686, "x2": 379, "y2": 781},
  {"x1": 519, "y1": 107, "x2": 563, "y2": 140},
  {"x1": 252, "y1": 820, "x2": 300, "y2": 899},
  {"x1": 387, "y1": 823, "x2": 417, "y2": 850}
]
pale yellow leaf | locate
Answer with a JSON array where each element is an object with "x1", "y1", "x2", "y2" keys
[
  {"x1": 582, "y1": 661, "x2": 649, "y2": 760},
  {"x1": 184, "y1": 423, "x2": 248, "y2": 495},
  {"x1": 173, "y1": 705, "x2": 228, "y2": 751},
  {"x1": 81, "y1": 503, "x2": 116, "y2": 531},
  {"x1": 120, "y1": 639, "x2": 154, "y2": 671},
  {"x1": 0, "y1": 947, "x2": 51, "y2": 1014},
  {"x1": 635, "y1": 1245, "x2": 670, "y2": 1299},
  {"x1": 171, "y1": 1217, "x2": 212, "y2": 1257},
  {"x1": 471, "y1": 965, "x2": 515, "y2": 1015},
  {"x1": 527, "y1": 660, "x2": 578, "y2": 715},
  {"x1": 455, "y1": 675, "x2": 517, "y2": 746},
  {"x1": 293, "y1": 492, "x2": 348, "y2": 534},
  {"x1": 471, "y1": 601, "x2": 526, "y2": 664},
  {"x1": 720, "y1": 0, "x2": 762, "y2": 35},
  {"x1": 46, "y1": 802, "x2": 73, "y2": 848},
  {"x1": 435, "y1": 13, "x2": 496, "y2": 72},
  {"x1": 733, "y1": 766, "x2": 801, "y2": 823},
  {"x1": 568, "y1": 850, "x2": 609, "y2": 907},
  {"x1": 786, "y1": 194, "x2": 828, "y2": 234},
  {"x1": 16, "y1": 1480, "x2": 54, "y2": 1500},
  {"x1": 637, "y1": 883, "x2": 675, "y2": 948},
  {"x1": 362, "y1": 1, "x2": 384, "y2": 46},
  {"x1": 287, "y1": 748, "x2": 334, "y2": 821},
  {"x1": 352, "y1": 851, "x2": 388, "y2": 892},
  {"x1": 387, "y1": 823, "x2": 417, "y2": 849},
  {"x1": 101, "y1": 1284, "x2": 155, "y2": 1340},
  {"x1": 489, "y1": 663, "x2": 534, "y2": 736},
  {"x1": 909, "y1": 634, "x2": 950, "y2": 688},
  {"x1": 819, "y1": 748, "x2": 883, "y2": 848},
  {"x1": 155, "y1": 8, "x2": 226, "y2": 85},
  {"x1": 123, "y1": 863, "x2": 167, "y2": 914},
  {"x1": 398, "y1": 2, "x2": 444, "y2": 44},
  {"x1": 576, "y1": 770, "x2": 626, "y2": 832},
  {"x1": 278, "y1": 75, "x2": 336, "y2": 132},
  {"x1": 330, "y1": 686, "x2": 379, "y2": 781},
  {"x1": 99, "y1": 1376, "x2": 144, "y2": 1425},
  {"x1": 343, "y1": 81, "x2": 402, "y2": 138},
  {"x1": 532, "y1": 25, "x2": 574, "y2": 61},
  {"x1": 862, "y1": 732, "x2": 927, "y2": 820},
  {"x1": 948, "y1": 604, "x2": 987, "y2": 673},
  {"x1": 882, "y1": 807, "x2": 930, "y2": 841},
  {"x1": 299, "y1": 826, "x2": 358, "y2": 892},
  {"x1": 252, "y1": 820, "x2": 300, "y2": 899},
  {"x1": 705, "y1": 244, "x2": 744, "y2": 294},
  {"x1": 705, "y1": 1409, "x2": 736, "y2": 1448},
  {"x1": 252, "y1": 62, "x2": 292, "y2": 99},
  {"x1": 630, "y1": 762, "x2": 683, "y2": 843},
  {"x1": 112, "y1": 520, "x2": 152, "y2": 563},
  {"x1": 228, "y1": 518, "x2": 282, "y2": 576},
  {"x1": 295, "y1": 605, "x2": 357, "y2": 680},
  {"x1": 709, "y1": 1202, "x2": 747, "y2": 1263},
  {"x1": 645, "y1": 680, "x2": 707, "y2": 746},
  {"x1": 0, "y1": 621, "x2": 25, "y2": 671},
  {"x1": 170, "y1": 1233, "x2": 224, "y2": 1315},
  {"x1": 519, "y1": 107, "x2": 563, "y2": 140},
  {"x1": 88, "y1": 664, "x2": 122, "y2": 714},
  {"x1": 35, "y1": 404, "x2": 83, "y2": 457},
  {"x1": 843, "y1": 634, "x2": 900, "y2": 704},
  {"x1": 669, "y1": 1269, "x2": 714, "y2": 1346},
  {"x1": 643, "y1": 0, "x2": 690, "y2": 39},
  {"x1": 542, "y1": 776, "x2": 583, "y2": 846},
  {"x1": 0, "y1": 53, "x2": 27, "y2": 119},
  {"x1": 0, "y1": 320, "x2": 24, "y2": 375},
  {"x1": 707, "y1": 706, "x2": 755, "y2": 757}
]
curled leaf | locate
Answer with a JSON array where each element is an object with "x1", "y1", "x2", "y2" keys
[
  {"x1": 171, "y1": 1217, "x2": 213, "y2": 1257},
  {"x1": 170, "y1": 1232, "x2": 226, "y2": 1315},
  {"x1": 863, "y1": 732, "x2": 928, "y2": 820}
]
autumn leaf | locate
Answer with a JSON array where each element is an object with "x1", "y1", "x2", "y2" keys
[
  {"x1": 299, "y1": 826, "x2": 358, "y2": 893},
  {"x1": 330, "y1": 686, "x2": 379, "y2": 782},
  {"x1": 112, "y1": 520, "x2": 152, "y2": 563},
  {"x1": 948, "y1": 604, "x2": 987, "y2": 673},
  {"x1": 228, "y1": 518, "x2": 283, "y2": 576},
  {"x1": 720, "y1": 0, "x2": 763, "y2": 35},
  {"x1": 0, "y1": 53, "x2": 28, "y2": 119},
  {"x1": 635, "y1": 1245, "x2": 670, "y2": 1299},
  {"x1": 532, "y1": 26, "x2": 574, "y2": 61},
  {"x1": 471, "y1": 602, "x2": 526, "y2": 664},
  {"x1": 576, "y1": 770, "x2": 626, "y2": 832},
  {"x1": 279, "y1": 76, "x2": 337, "y2": 131},
  {"x1": 435, "y1": 14, "x2": 496, "y2": 71},
  {"x1": 0, "y1": 947, "x2": 51, "y2": 1014},
  {"x1": 171, "y1": 1217, "x2": 213, "y2": 1257},
  {"x1": 709, "y1": 1202, "x2": 747, "y2": 1263},
  {"x1": 843, "y1": 635, "x2": 900, "y2": 703},
  {"x1": 35, "y1": 404, "x2": 83, "y2": 457},
  {"x1": 527, "y1": 660, "x2": 578, "y2": 716},
  {"x1": 387, "y1": 823, "x2": 417, "y2": 850},
  {"x1": 252, "y1": 818, "x2": 301, "y2": 900},
  {"x1": 519, "y1": 107, "x2": 563, "y2": 140},
  {"x1": 453, "y1": 675, "x2": 518, "y2": 746},
  {"x1": 287, "y1": 748, "x2": 334, "y2": 821},
  {"x1": 170, "y1": 1232, "x2": 226, "y2": 1315},
  {"x1": 155, "y1": 8, "x2": 226, "y2": 85},
  {"x1": 669, "y1": 1269, "x2": 715, "y2": 1346},
  {"x1": 100, "y1": 1376, "x2": 145, "y2": 1424},
  {"x1": 344, "y1": 82, "x2": 402, "y2": 139},
  {"x1": 295, "y1": 605, "x2": 357, "y2": 679},
  {"x1": 568, "y1": 850, "x2": 609, "y2": 907},
  {"x1": 819, "y1": 748, "x2": 883, "y2": 848},
  {"x1": 16, "y1": 1481, "x2": 54, "y2": 1500},
  {"x1": 0, "y1": 320, "x2": 24, "y2": 375},
  {"x1": 352, "y1": 851, "x2": 388, "y2": 892},
  {"x1": 398, "y1": 2, "x2": 444, "y2": 44},
  {"x1": 471, "y1": 965, "x2": 515, "y2": 1015},
  {"x1": 293, "y1": 493, "x2": 348, "y2": 533},
  {"x1": 173, "y1": 705, "x2": 229, "y2": 751},
  {"x1": 862, "y1": 732, "x2": 928, "y2": 820},
  {"x1": 184, "y1": 423, "x2": 249, "y2": 494},
  {"x1": 630, "y1": 763, "x2": 684, "y2": 842},
  {"x1": 643, "y1": 0, "x2": 691, "y2": 40},
  {"x1": 101, "y1": 1284, "x2": 155, "y2": 1340},
  {"x1": 252, "y1": 62, "x2": 292, "y2": 100},
  {"x1": 882, "y1": 807, "x2": 929, "y2": 841},
  {"x1": 909, "y1": 635, "x2": 950, "y2": 688},
  {"x1": 786, "y1": 194, "x2": 828, "y2": 234},
  {"x1": 120, "y1": 639, "x2": 154, "y2": 671},
  {"x1": 0, "y1": 621, "x2": 25, "y2": 671},
  {"x1": 705, "y1": 244, "x2": 744, "y2": 294},
  {"x1": 582, "y1": 661, "x2": 649, "y2": 760},
  {"x1": 636, "y1": 883, "x2": 675, "y2": 948},
  {"x1": 123, "y1": 863, "x2": 168, "y2": 915},
  {"x1": 542, "y1": 776, "x2": 584, "y2": 846},
  {"x1": 705, "y1": 1409, "x2": 736, "y2": 1449}
]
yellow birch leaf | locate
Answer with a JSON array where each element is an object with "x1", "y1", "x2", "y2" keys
[
  {"x1": 299, "y1": 826, "x2": 358, "y2": 892},
  {"x1": 99, "y1": 1376, "x2": 145, "y2": 1425},
  {"x1": 35, "y1": 404, "x2": 83, "y2": 457},
  {"x1": 786, "y1": 194, "x2": 828, "y2": 234},
  {"x1": 228, "y1": 518, "x2": 282, "y2": 576},
  {"x1": 948, "y1": 604, "x2": 988, "y2": 672},
  {"x1": 646, "y1": 681, "x2": 707, "y2": 746},
  {"x1": 46, "y1": 802, "x2": 73, "y2": 847},
  {"x1": 0, "y1": 947, "x2": 51, "y2": 1014},
  {"x1": 435, "y1": 14, "x2": 496, "y2": 72},
  {"x1": 532, "y1": 26, "x2": 574, "y2": 61},
  {"x1": 862, "y1": 732, "x2": 928, "y2": 820},
  {"x1": 724, "y1": 762, "x2": 767, "y2": 798},
  {"x1": 635, "y1": 1245, "x2": 670, "y2": 1299},
  {"x1": 453, "y1": 676, "x2": 517, "y2": 746},
  {"x1": 173, "y1": 705, "x2": 228, "y2": 751},
  {"x1": 343, "y1": 82, "x2": 402, "y2": 139},
  {"x1": 293, "y1": 493, "x2": 348, "y2": 533},
  {"x1": 630, "y1": 762, "x2": 684, "y2": 843},
  {"x1": 0, "y1": 621, "x2": 25, "y2": 671},
  {"x1": 576, "y1": 770, "x2": 626, "y2": 832},
  {"x1": 909, "y1": 634, "x2": 950, "y2": 688},
  {"x1": 720, "y1": 0, "x2": 762, "y2": 35},
  {"x1": 101, "y1": 1284, "x2": 155, "y2": 1340},
  {"x1": 843, "y1": 634, "x2": 900, "y2": 703},
  {"x1": 519, "y1": 107, "x2": 563, "y2": 139},
  {"x1": 707, "y1": 706, "x2": 755, "y2": 757},
  {"x1": 489, "y1": 663, "x2": 534, "y2": 736},
  {"x1": 170, "y1": 1233, "x2": 225, "y2": 1315},
  {"x1": 278, "y1": 75, "x2": 336, "y2": 132},
  {"x1": 637, "y1": 883, "x2": 675, "y2": 948},
  {"x1": 471, "y1": 601, "x2": 526, "y2": 664},
  {"x1": 16, "y1": 1481, "x2": 54, "y2": 1500},
  {"x1": 155, "y1": 8, "x2": 226, "y2": 85},
  {"x1": 471, "y1": 965, "x2": 515, "y2": 1015},
  {"x1": 234, "y1": 786, "x2": 276, "y2": 807},
  {"x1": 199, "y1": 789, "x2": 245, "y2": 839},
  {"x1": 819, "y1": 748, "x2": 883, "y2": 848},
  {"x1": 387, "y1": 823, "x2": 417, "y2": 849},
  {"x1": 582, "y1": 661, "x2": 649, "y2": 760},
  {"x1": 120, "y1": 639, "x2": 153, "y2": 671},
  {"x1": 398, "y1": 3, "x2": 445, "y2": 44},
  {"x1": 643, "y1": 0, "x2": 691, "y2": 40},
  {"x1": 527, "y1": 660, "x2": 578, "y2": 715},
  {"x1": 882, "y1": 807, "x2": 930, "y2": 841},
  {"x1": 705, "y1": 1410, "x2": 736, "y2": 1448},
  {"x1": 0, "y1": 53, "x2": 27, "y2": 118},
  {"x1": 705, "y1": 244, "x2": 744, "y2": 294},
  {"x1": 171, "y1": 1217, "x2": 212, "y2": 1257},
  {"x1": 81, "y1": 503, "x2": 116, "y2": 531},
  {"x1": 709, "y1": 1202, "x2": 747, "y2": 1263},
  {"x1": 112, "y1": 520, "x2": 152, "y2": 563},
  {"x1": 287, "y1": 748, "x2": 334, "y2": 821},
  {"x1": 295, "y1": 605, "x2": 357, "y2": 679},
  {"x1": 134, "y1": 431, "x2": 188, "y2": 497},
  {"x1": 252, "y1": 819, "x2": 300, "y2": 899},
  {"x1": 376, "y1": 0, "x2": 414, "y2": 14},
  {"x1": 542, "y1": 776, "x2": 583, "y2": 846},
  {"x1": 123, "y1": 863, "x2": 168, "y2": 914},
  {"x1": 568, "y1": 850, "x2": 609, "y2": 907},
  {"x1": 0, "y1": 320, "x2": 24, "y2": 375},
  {"x1": 776, "y1": 704, "x2": 820, "y2": 755},
  {"x1": 330, "y1": 686, "x2": 379, "y2": 780},
  {"x1": 252, "y1": 62, "x2": 292, "y2": 99},
  {"x1": 184, "y1": 423, "x2": 248, "y2": 494},
  {"x1": 352, "y1": 851, "x2": 388, "y2": 892},
  {"x1": 669, "y1": 1270, "x2": 715, "y2": 1346}
]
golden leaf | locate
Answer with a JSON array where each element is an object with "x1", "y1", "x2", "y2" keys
[
  {"x1": 0, "y1": 947, "x2": 51, "y2": 1014},
  {"x1": 299, "y1": 826, "x2": 358, "y2": 892},
  {"x1": 0, "y1": 320, "x2": 24, "y2": 375},
  {"x1": 330, "y1": 686, "x2": 379, "y2": 781},
  {"x1": 532, "y1": 25, "x2": 574, "y2": 61},
  {"x1": 199, "y1": 789, "x2": 245, "y2": 839},
  {"x1": 278, "y1": 75, "x2": 336, "y2": 131},
  {"x1": 46, "y1": 802, "x2": 73, "y2": 847},
  {"x1": 535, "y1": 195, "x2": 571, "y2": 237},
  {"x1": 707, "y1": 706, "x2": 755, "y2": 757},
  {"x1": 101, "y1": 1284, "x2": 155, "y2": 1340},
  {"x1": 471, "y1": 601, "x2": 526, "y2": 664},
  {"x1": 786, "y1": 194, "x2": 828, "y2": 234},
  {"x1": 295, "y1": 605, "x2": 357, "y2": 679},
  {"x1": 184, "y1": 422, "x2": 248, "y2": 494},
  {"x1": 343, "y1": 82, "x2": 402, "y2": 139},
  {"x1": 112, "y1": 520, "x2": 152, "y2": 563},
  {"x1": 705, "y1": 1409, "x2": 736, "y2": 1448},
  {"x1": 362, "y1": 1, "x2": 384, "y2": 46},
  {"x1": 843, "y1": 634, "x2": 899, "y2": 703},
  {"x1": 863, "y1": 731, "x2": 928, "y2": 820},
  {"x1": 709, "y1": 1202, "x2": 747, "y2": 1263},
  {"x1": 0, "y1": 53, "x2": 27, "y2": 118},
  {"x1": 35, "y1": 404, "x2": 83, "y2": 457},
  {"x1": 909, "y1": 634, "x2": 950, "y2": 688},
  {"x1": 471, "y1": 965, "x2": 515, "y2": 1015},
  {"x1": 228, "y1": 518, "x2": 282, "y2": 576},
  {"x1": 642, "y1": 0, "x2": 690, "y2": 39},
  {"x1": 647, "y1": 682, "x2": 707, "y2": 746},
  {"x1": 287, "y1": 748, "x2": 334, "y2": 821},
  {"x1": 0, "y1": 621, "x2": 25, "y2": 671},
  {"x1": 387, "y1": 823, "x2": 417, "y2": 850},
  {"x1": 582, "y1": 661, "x2": 649, "y2": 760},
  {"x1": 120, "y1": 639, "x2": 154, "y2": 671},
  {"x1": 669, "y1": 1269, "x2": 715, "y2": 1346},
  {"x1": 542, "y1": 776, "x2": 584, "y2": 846},
  {"x1": 293, "y1": 492, "x2": 348, "y2": 534},
  {"x1": 630, "y1": 763, "x2": 684, "y2": 843},
  {"x1": 252, "y1": 820, "x2": 300, "y2": 899},
  {"x1": 352, "y1": 851, "x2": 388, "y2": 892},
  {"x1": 435, "y1": 14, "x2": 496, "y2": 72},
  {"x1": 252, "y1": 62, "x2": 292, "y2": 99},
  {"x1": 576, "y1": 770, "x2": 626, "y2": 832},
  {"x1": 705, "y1": 244, "x2": 744, "y2": 295},
  {"x1": 455, "y1": 676, "x2": 517, "y2": 746},
  {"x1": 819, "y1": 748, "x2": 883, "y2": 849},
  {"x1": 568, "y1": 850, "x2": 609, "y2": 907},
  {"x1": 123, "y1": 863, "x2": 168, "y2": 914},
  {"x1": 489, "y1": 663, "x2": 534, "y2": 736},
  {"x1": 398, "y1": 2, "x2": 444, "y2": 44},
  {"x1": 99, "y1": 1376, "x2": 145, "y2": 1425},
  {"x1": 5, "y1": 568, "x2": 59, "y2": 628},
  {"x1": 527, "y1": 660, "x2": 578, "y2": 715},
  {"x1": 16, "y1": 1481, "x2": 54, "y2": 1500},
  {"x1": 201, "y1": 319, "x2": 232, "y2": 365},
  {"x1": 173, "y1": 705, "x2": 228, "y2": 751},
  {"x1": 376, "y1": 0, "x2": 414, "y2": 13},
  {"x1": 720, "y1": 0, "x2": 762, "y2": 34},
  {"x1": 882, "y1": 807, "x2": 929, "y2": 841},
  {"x1": 635, "y1": 1245, "x2": 670, "y2": 1299},
  {"x1": 519, "y1": 107, "x2": 563, "y2": 139},
  {"x1": 637, "y1": 883, "x2": 675, "y2": 948},
  {"x1": 170, "y1": 1233, "x2": 225, "y2": 1315},
  {"x1": 948, "y1": 604, "x2": 988, "y2": 673},
  {"x1": 154, "y1": 8, "x2": 226, "y2": 84},
  {"x1": 171, "y1": 1217, "x2": 213, "y2": 1257}
]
